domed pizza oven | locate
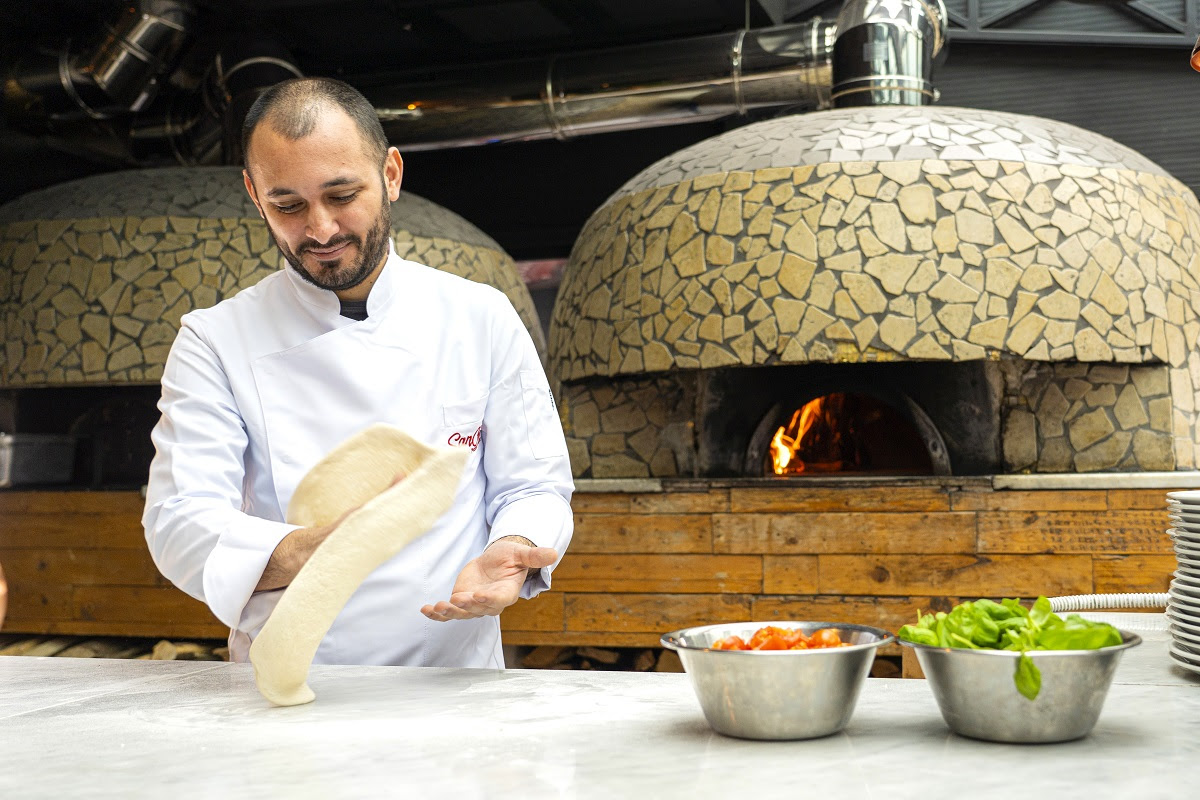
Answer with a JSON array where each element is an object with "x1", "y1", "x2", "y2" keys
[{"x1": 549, "y1": 106, "x2": 1200, "y2": 479}]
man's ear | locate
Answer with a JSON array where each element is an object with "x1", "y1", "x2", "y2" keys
[
  {"x1": 243, "y1": 169, "x2": 265, "y2": 219},
  {"x1": 384, "y1": 147, "x2": 403, "y2": 202}
]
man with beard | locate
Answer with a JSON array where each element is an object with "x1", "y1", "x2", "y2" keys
[{"x1": 142, "y1": 78, "x2": 574, "y2": 668}]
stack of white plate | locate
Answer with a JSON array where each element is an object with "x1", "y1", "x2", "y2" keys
[{"x1": 1166, "y1": 490, "x2": 1200, "y2": 675}]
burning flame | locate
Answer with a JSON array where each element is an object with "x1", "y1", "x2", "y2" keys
[
  {"x1": 769, "y1": 395, "x2": 846, "y2": 475},
  {"x1": 767, "y1": 392, "x2": 937, "y2": 477}
]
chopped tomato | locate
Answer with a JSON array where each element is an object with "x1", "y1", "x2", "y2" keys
[
  {"x1": 710, "y1": 626, "x2": 847, "y2": 651},
  {"x1": 747, "y1": 626, "x2": 780, "y2": 649},
  {"x1": 710, "y1": 635, "x2": 747, "y2": 650},
  {"x1": 780, "y1": 628, "x2": 810, "y2": 649},
  {"x1": 809, "y1": 628, "x2": 844, "y2": 648}
]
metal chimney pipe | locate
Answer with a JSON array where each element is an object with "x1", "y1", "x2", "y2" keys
[
  {"x1": 357, "y1": 20, "x2": 837, "y2": 151},
  {"x1": 1, "y1": 0, "x2": 946, "y2": 164},
  {"x1": 2, "y1": 0, "x2": 193, "y2": 129},
  {"x1": 831, "y1": 0, "x2": 947, "y2": 106},
  {"x1": 85, "y1": 0, "x2": 194, "y2": 112}
]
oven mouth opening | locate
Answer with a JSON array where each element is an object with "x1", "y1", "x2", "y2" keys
[{"x1": 745, "y1": 391, "x2": 951, "y2": 478}]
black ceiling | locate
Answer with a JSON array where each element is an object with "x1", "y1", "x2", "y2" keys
[
  {"x1": 1, "y1": 0, "x2": 1197, "y2": 263},
  {"x1": 0, "y1": 0, "x2": 800, "y2": 76}
]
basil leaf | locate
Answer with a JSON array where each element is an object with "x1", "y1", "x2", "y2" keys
[
  {"x1": 1037, "y1": 617, "x2": 1123, "y2": 650},
  {"x1": 898, "y1": 624, "x2": 939, "y2": 646},
  {"x1": 976, "y1": 598, "x2": 1020, "y2": 621},
  {"x1": 1030, "y1": 596, "x2": 1054, "y2": 629},
  {"x1": 1015, "y1": 653, "x2": 1042, "y2": 701}
]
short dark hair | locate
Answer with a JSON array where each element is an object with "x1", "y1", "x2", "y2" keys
[{"x1": 241, "y1": 77, "x2": 388, "y2": 168}]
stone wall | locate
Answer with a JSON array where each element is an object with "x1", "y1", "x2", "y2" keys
[
  {"x1": 0, "y1": 167, "x2": 542, "y2": 387},
  {"x1": 1001, "y1": 362, "x2": 1196, "y2": 472},
  {"x1": 562, "y1": 374, "x2": 696, "y2": 478}
]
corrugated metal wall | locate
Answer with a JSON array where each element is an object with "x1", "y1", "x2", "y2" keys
[{"x1": 935, "y1": 43, "x2": 1199, "y2": 190}]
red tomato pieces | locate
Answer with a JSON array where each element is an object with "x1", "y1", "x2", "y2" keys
[{"x1": 710, "y1": 626, "x2": 848, "y2": 651}]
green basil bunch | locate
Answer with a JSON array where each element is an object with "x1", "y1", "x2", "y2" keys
[{"x1": 897, "y1": 596, "x2": 1123, "y2": 700}]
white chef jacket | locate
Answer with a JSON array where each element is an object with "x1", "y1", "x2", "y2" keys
[{"x1": 142, "y1": 247, "x2": 574, "y2": 668}]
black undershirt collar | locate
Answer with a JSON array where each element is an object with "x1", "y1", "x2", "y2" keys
[{"x1": 340, "y1": 299, "x2": 369, "y2": 321}]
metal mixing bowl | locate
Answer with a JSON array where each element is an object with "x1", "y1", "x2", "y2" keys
[
  {"x1": 901, "y1": 631, "x2": 1142, "y2": 743},
  {"x1": 660, "y1": 621, "x2": 893, "y2": 740}
]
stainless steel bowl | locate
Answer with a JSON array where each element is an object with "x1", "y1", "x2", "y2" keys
[
  {"x1": 660, "y1": 621, "x2": 893, "y2": 740},
  {"x1": 901, "y1": 631, "x2": 1142, "y2": 743}
]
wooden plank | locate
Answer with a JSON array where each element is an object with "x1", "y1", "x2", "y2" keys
[
  {"x1": 950, "y1": 489, "x2": 1106, "y2": 512},
  {"x1": 4, "y1": 582, "x2": 74, "y2": 621},
  {"x1": 569, "y1": 494, "x2": 632, "y2": 513},
  {"x1": 751, "y1": 594, "x2": 962, "y2": 632},
  {"x1": 630, "y1": 490, "x2": 729, "y2": 514},
  {"x1": 553, "y1": 554, "x2": 762, "y2": 593},
  {"x1": 499, "y1": 630, "x2": 665, "y2": 648},
  {"x1": 570, "y1": 514, "x2": 711, "y2": 554},
  {"x1": 902, "y1": 648, "x2": 925, "y2": 679},
  {"x1": 72, "y1": 586, "x2": 220, "y2": 626},
  {"x1": 818, "y1": 554, "x2": 1092, "y2": 597},
  {"x1": 3, "y1": 513, "x2": 147, "y2": 549},
  {"x1": 977, "y1": 511, "x2": 1172, "y2": 554},
  {"x1": 1093, "y1": 554, "x2": 1177, "y2": 593},
  {"x1": 500, "y1": 592, "x2": 564, "y2": 632},
  {"x1": 730, "y1": 486, "x2": 951, "y2": 513},
  {"x1": 0, "y1": 491, "x2": 145, "y2": 516},
  {"x1": 714, "y1": 512, "x2": 976, "y2": 554},
  {"x1": 565, "y1": 593, "x2": 752, "y2": 632},
  {"x1": 762, "y1": 555, "x2": 819, "y2": 593},
  {"x1": 0, "y1": 548, "x2": 167, "y2": 587},
  {"x1": 0, "y1": 618, "x2": 227, "y2": 639},
  {"x1": 1107, "y1": 489, "x2": 1177, "y2": 510}
]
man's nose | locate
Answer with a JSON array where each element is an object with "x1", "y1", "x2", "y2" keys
[{"x1": 305, "y1": 204, "x2": 339, "y2": 242}]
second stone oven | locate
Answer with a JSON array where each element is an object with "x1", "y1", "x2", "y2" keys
[{"x1": 549, "y1": 106, "x2": 1200, "y2": 479}]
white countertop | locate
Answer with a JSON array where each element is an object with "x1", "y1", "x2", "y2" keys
[{"x1": 1, "y1": 627, "x2": 1197, "y2": 800}]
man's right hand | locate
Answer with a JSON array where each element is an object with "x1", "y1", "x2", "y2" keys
[{"x1": 255, "y1": 471, "x2": 405, "y2": 592}]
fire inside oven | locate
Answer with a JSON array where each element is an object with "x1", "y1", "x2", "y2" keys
[{"x1": 765, "y1": 392, "x2": 936, "y2": 477}]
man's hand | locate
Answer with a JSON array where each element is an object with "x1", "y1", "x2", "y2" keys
[{"x1": 421, "y1": 536, "x2": 558, "y2": 621}]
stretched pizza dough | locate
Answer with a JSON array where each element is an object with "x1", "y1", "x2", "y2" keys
[{"x1": 249, "y1": 424, "x2": 468, "y2": 706}]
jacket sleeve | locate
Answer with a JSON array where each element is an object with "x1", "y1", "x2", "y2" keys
[
  {"x1": 142, "y1": 320, "x2": 298, "y2": 629},
  {"x1": 481, "y1": 294, "x2": 575, "y2": 599}
]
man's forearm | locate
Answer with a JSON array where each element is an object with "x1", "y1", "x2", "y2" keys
[{"x1": 255, "y1": 525, "x2": 332, "y2": 592}]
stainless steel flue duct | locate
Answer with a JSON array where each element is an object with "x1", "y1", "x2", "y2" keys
[
  {"x1": 832, "y1": 0, "x2": 948, "y2": 106},
  {"x1": 1, "y1": 0, "x2": 946, "y2": 164},
  {"x1": 3, "y1": 0, "x2": 194, "y2": 129},
  {"x1": 359, "y1": 20, "x2": 837, "y2": 151},
  {"x1": 356, "y1": 0, "x2": 945, "y2": 151}
]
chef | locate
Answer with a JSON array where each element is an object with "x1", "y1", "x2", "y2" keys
[{"x1": 142, "y1": 77, "x2": 574, "y2": 668}]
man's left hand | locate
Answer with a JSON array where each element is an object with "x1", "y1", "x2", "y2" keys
[{"x1": 420, "y1": 536, "x2": 557, "y2": 621}]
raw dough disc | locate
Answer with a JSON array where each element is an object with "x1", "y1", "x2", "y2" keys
[{"x1": 249, "y1": 424, "x2": 468, "y2": 706}]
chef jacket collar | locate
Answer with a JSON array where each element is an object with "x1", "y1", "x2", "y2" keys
[{"x1": 281, "y1": 241, "x2": 402, "y2": 319}]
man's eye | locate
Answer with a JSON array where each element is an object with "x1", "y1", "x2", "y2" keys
[
  {"x1": 275, "y1": 203, "x2": 301, "y2": 214},
  {"x1": 332, "y1": 193, "x2": 358, "y2": 204}
]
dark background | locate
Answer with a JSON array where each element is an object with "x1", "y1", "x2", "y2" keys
[{"x1": 1, "y1": 0, "x2": 1197, "y2": 260}]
